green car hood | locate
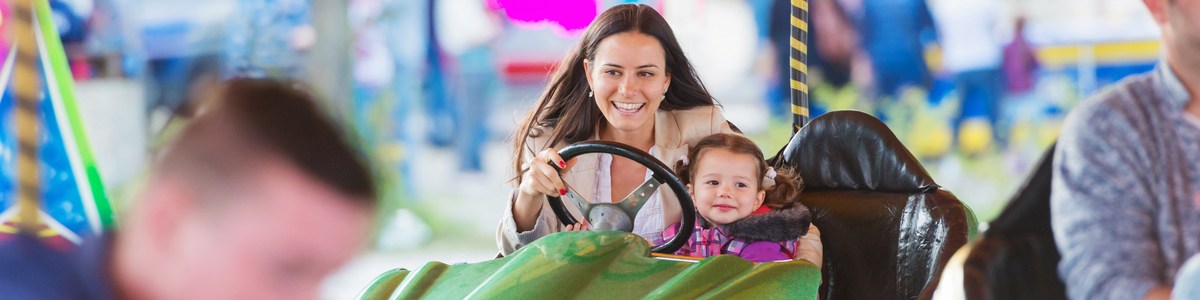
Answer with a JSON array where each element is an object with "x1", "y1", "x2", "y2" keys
[{"x1": 358, "y1": 231, "x2": 820, "y2": 299}]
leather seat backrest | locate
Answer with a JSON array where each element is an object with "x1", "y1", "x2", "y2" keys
[{"x1": 772, "y1": 110, "x2": 977, "y2": 300}]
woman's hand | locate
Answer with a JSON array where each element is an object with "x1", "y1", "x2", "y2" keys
[
  {"x1": 512, "y1": 148, "x2": 573, "y2": 232},
  {"x1": 563, "y1": 220, "x2": 591, "y2": 232},
  {"x1": 796, "y1": 223, "x2": 823, "y2": 269},
  {"x1": 519, "y1": 148, "x2": 570, "y2": 199}
]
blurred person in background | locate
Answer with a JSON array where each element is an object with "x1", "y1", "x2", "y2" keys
[
  {"x1": 1051, "y1": 0, "x2": 1200, "y2": 298},
  {"x1": 997, "y1": 15, "x2": 1041, "y2": 149},
  {"x1": 0, "y1": 79, "x2": 376, "y2": 299},
  {"x1": 135, "y1": 0, "x2": 227, "y2": 134},
  {"x1": 50, "y1": 0, "x2": 92, "y2": 79},
  {"x1": 765, "y1": 0, "x2": 790, "y2": 119},
  {"x1": 435, "y1": 0, "x2": 502, "y2": 172},
  {"x1": 83, "y1": 0, "x2": 130, "y2": 78},
  {"x1": 1002, "y1": 16, "x2": 1038, "y2": 100},
  {"x1": 422, "y1": 0, "x2": 454, "y2": 148},
  {"x1": 857, "y1": 0, "x2": 937, "y2": 101},
  {"x1": 224, "y1": 0, "x2": 315, "y2": 79},
  {"x1": 767, "y1": 0, "x2": 858, "y2": 118},
  {"x1": 927, "y1": 0, "x2": 1004, "y2": 145},
  {"x1": 349, "y1": 0, "x2": 395, "y2": 145},
  {"x1": 382, "y1": 0, "x2": 428, "y2": 197}
]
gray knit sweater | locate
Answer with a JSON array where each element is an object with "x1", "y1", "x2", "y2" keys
[{"x1": 1051, "y1": 63, "x2": 1200, "y2": 300}]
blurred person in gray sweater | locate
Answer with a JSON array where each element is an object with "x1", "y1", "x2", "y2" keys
[{"x1": 1051, "y1": 0, "x2": 1200, "y2": 299}]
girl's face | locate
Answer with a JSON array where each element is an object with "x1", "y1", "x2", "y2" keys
[
  {"x1": 688, "y1": 148, "x2": 765, "y2": 225},
  {"x1": 584, "y1": 32, "x2": 671, "y2": 136}
]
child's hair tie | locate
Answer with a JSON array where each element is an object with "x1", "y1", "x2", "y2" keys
[{"x1": 763, "y1": 167, "x2": 777, "y2": 188}]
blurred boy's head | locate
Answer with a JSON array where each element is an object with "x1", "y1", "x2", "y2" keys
[
  {"x1": 115, "y1": 79, "x2": 375, "y2": 300},
  {"x1": 1144, "y1": 0, "x2": 1200, "y2": 61}
]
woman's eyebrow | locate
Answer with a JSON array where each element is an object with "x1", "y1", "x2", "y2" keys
[{"x1": 601, "y1": 63, "x2": 661, "y2": 69}]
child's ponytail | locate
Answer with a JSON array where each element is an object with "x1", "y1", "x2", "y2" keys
[
  {"x1": 673, "y1": 157, "x2": 693, "y2": 185},
  {"x1": 763, "y1": 166, "x2": 803, "y2": 210}
]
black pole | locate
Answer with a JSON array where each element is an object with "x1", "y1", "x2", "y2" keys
[{"x1": 790, "y1": 0, "x2": 810, "y2": 132}]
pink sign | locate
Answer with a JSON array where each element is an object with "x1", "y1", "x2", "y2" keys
[{"x1": 493, "y1": 0, "x2": 599, "y2": 36}]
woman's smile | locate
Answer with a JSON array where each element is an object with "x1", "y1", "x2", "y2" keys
[{"x1": 612, "y1": 101, "x2": 646, "y2": 114}]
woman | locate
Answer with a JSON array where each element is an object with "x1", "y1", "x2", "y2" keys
[{"x1": 497, "y1": 4, "x2": 821, "y2": 266}]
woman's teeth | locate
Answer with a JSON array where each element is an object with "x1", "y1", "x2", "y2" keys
[{"x1": 614, "y1": 102, "x2": 645, "y2": 112}]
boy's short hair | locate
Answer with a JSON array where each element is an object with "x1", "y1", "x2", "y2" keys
[{"x1": 157, "y1": 78, "x2": 375, "y2": 204}]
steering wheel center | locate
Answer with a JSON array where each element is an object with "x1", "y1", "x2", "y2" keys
[{"x1": 588, "y1": 205, "x2": 633, "y2": 232}]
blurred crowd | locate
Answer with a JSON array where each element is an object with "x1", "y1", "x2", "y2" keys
[{"x1": 38, "y1": 0, "x2": 1160, "y2": 222}]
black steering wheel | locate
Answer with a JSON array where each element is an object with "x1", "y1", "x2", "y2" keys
[{"x1": 546, "y1": 141, "x2": 695, "y2": 254}]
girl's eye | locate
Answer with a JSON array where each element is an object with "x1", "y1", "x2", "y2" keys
[
  {"x1": 638, "y1": 71, "x2": 654, "y2": 77},
  {"x1": 736, "y1": 182, "x2": 748, "y2": 188},
  {"x1": 705, "y1": 180, "x2": 719, "y2": 186},
  {"x1": 605, "y1": 70, "x2": 620, "y2": 76}
]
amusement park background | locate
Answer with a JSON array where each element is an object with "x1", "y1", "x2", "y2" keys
[{"x1": 0, "y1": 0, "x2": 1163, "y2": 298}]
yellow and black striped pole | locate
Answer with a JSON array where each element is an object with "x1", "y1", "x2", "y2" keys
[
  {"x1": 12, "y1": 0, "x2": 44, "y2": 233},
  {"x1": 790, "y1": 0, "x2": 810, "y2": 132}
]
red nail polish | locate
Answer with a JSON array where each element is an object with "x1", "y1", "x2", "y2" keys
[
  {"x1": 560, "y1": 189, "x2": 566, "y2": 195},
  {"x1": 559, "y1": 161, "x2": 566, "y2": 168}
]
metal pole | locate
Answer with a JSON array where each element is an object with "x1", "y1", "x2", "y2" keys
[
  {"x1": 12, "y1": 0, "x2": 44, "y2": 233},
  {"x1": 790, "y1": 0, "x2": 810, "y2": 132}
]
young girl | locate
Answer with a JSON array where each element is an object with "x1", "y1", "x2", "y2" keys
[{"x1": 662, "y1": 133, "x2": 811, "y2": 262}]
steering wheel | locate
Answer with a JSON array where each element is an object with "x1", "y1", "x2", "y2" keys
[{"x1": 546, "y1": 141, "x2": 695, "y2": 254}]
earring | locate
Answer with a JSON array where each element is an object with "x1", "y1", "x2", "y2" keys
[
  {"x1": 661, "y1": 94, "x2": 666, "y2": 100},
  {"x1": 588, "y1": 91, "x2": 594, "y2": 98}
]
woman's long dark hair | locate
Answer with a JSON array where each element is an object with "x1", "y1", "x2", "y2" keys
[{"x1": 511, "y1": 4, "x2": 718, "y2": 182}]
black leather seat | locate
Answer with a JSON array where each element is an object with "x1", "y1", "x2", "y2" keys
[
  {"x1": 771, "y1": 110, "x2": 978, "y2": 300},
  {"x1": 953, "y1": 143, "x2": 1066, "y2": 299}
]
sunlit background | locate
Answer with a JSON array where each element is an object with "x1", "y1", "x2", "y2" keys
[{"x1": 36, "y1": 0, "x2": 1159, "y2": 298}]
